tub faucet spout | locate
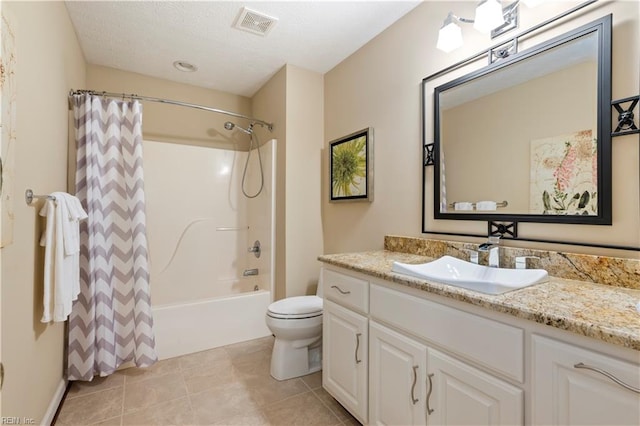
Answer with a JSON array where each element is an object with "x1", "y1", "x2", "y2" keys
[{"x1": 243, "y1": 268, "x2": 259, "y2": 276}]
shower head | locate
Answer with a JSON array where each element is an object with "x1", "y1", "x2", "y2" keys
[{"x1": 224, "y1": 121, "x2": 253, "y2": 135}]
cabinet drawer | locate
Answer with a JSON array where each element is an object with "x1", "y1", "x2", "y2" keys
[
  {"x1": 323, "y1": 268, "x2": 369, "y2": 314},
  {"x1": 370, "y1": 283, "x2": 524, "y2": 382}
]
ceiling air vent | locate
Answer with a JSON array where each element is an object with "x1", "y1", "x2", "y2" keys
[{"x1": 233, "y1": 7, "x2": 278, "y2": 36}]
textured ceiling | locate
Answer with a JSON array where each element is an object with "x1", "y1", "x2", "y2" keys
[{"x1": 65, "y1": 1, "x2": 423, "y2": 97}]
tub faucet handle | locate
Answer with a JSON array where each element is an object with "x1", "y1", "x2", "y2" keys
[
  {"x1": 465, "y1": 249, "x2": 479, "y2": 264},
  {"x1": 248, "y1": 240, "x2": 261, "y2": 258}
]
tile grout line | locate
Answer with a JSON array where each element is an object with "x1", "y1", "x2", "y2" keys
[
  {"x1": 310, "y1": 387, "x2": 352, "y2": 425},
  {"x1": 118, "y1": 369, "x2": 193, "y2": 421},
  {"x1": 262, "y1": 388, "x2": 315, "y2": 409},
  {"x1": 57, "y1": 382, "x2": 126, "y2": 426},
  {"x1": 260, "y1": 385, "x2": 345, "y2": 423},
  {"x1": 180, "y1": 365, "x2": 197, "y2": 422},
  {"x1": 64, "y1": 375, "x2": 123, "y2": 401},
  {"x1": 301, "y1": 377, "x2": 316, "y2": 392}
]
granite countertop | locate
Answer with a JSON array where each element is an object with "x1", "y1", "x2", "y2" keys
[{"x1": 318, "y1": 250, "x2": 640, "y2": 351}]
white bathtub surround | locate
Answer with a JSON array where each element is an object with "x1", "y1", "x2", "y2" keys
[{"x1": 144, "y1": 139, "x2": 277, "y2": 357}]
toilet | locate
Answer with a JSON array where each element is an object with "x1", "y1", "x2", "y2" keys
[{"x1": 265, "y1": 282, "x2": 323, "y2": 381}]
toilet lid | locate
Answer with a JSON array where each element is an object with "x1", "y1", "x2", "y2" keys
[{"x1": 267, "y1": 295, "x2": 323, "y2": 317}]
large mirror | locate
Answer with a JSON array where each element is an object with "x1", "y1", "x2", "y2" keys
[{"x1": 427, "y1": 15, "x2": 612, "y2": 226}]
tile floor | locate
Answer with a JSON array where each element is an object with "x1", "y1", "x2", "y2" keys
[{"x1": 55, "y1": 336, "x2": 360, "y2": 425}]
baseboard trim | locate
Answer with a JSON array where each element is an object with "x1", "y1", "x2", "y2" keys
[{"x1": 41, "y1": 378, "x2": 67, "y2": 426}]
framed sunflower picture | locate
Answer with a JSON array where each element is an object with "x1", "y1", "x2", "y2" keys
[{"x1": 329, "y1": 128, "x2": 373, "y2": 202}]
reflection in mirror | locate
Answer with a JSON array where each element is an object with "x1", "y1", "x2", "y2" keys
[{"x1": 430, "y1": 15, "x2": 611, "y2": 225}]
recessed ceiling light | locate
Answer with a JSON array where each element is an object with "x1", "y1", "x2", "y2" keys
[{"x1": 173, "y1": 61, "x2": 197, "y2": 72}]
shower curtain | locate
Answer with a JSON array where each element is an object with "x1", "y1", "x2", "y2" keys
[{"x1": 67, "y1": 94, "x2": 157, "y2": 381}]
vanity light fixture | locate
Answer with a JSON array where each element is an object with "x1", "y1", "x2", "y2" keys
[{"x1": 437, "y1": 0, "x2": 542, "y2": 53}]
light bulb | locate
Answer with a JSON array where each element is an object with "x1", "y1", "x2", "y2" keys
[
  {"x1": 474, "y1": 0, "x2": 505, "y2": 33},
  {"x1": 437, "y1": 20, "x2": 463, "y2": 53}
]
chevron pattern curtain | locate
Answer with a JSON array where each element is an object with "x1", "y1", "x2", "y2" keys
[{"x1": 68, "y1": 94, "x2": 157, "y2": 381}]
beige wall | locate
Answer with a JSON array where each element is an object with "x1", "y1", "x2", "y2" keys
[
  {"x1": 284, "y1": 65, "x2": 324, "y2": 297},
  {"x1": 252, "y1": 67, "x2": 287, "y2": 299},
  {"x1": 252, "y1": 65, "x2": 325, "y2": 299},
  {"x1": 324, "y1": 1, "x2": 639, "y2": 259},
  {"x1": 86, "y1": 65, "x2": 252, "y2": 148},
  {"x1": 1, "y1": 1, "x2": 86, "y2": 421}
]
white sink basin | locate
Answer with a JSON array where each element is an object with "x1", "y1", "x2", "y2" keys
[{"x1": 391, "y1": 255, "x2": 548, "y2": 295}]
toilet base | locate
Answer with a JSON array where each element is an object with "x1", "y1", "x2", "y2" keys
[{"x1": 270, "y1": 336, "x2": 322, "y2": 381}]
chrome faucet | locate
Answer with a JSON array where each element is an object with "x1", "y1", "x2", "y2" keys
[{"x1": 478, "y1": 235, "x2": 501, "y2": 268}]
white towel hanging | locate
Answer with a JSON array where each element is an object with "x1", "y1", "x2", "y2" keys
[
  {"x1": 476, "y1": 201, "x2": 497, "y2": 211},
  {"x1": 39, "y1": 192, "x2": 88, "y2": 323}
]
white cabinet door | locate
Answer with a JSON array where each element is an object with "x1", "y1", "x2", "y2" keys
[
  {"x1": 532, "y1": 335, "x2": 640, "y2": 426},
  {"x1": 369, "y1": 321, "x2": 428, "y2": 426},
  {"x1": 427, "y1": 348, "x2": 523, "y2": 426},
  {"x1": 323, "y1": 299, "x2": 368, "y2": 424}
]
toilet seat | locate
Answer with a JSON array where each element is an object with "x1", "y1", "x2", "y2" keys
[{"x1": 267, "y1": 296, "x2": 323, "y2": 320}]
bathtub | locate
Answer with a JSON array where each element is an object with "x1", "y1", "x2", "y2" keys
[{"x1": 152, "y1": 289, "x2": 272, "y2": 359}]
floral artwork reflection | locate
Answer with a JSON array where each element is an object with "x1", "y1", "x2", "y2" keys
[{"x1": 530, "y1": 130, "x2": 597, "y2": 215}]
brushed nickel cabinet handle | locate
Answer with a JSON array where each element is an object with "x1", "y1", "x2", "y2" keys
[
  {"x1": 574, "y1": 363, "x2": 640, "y2": 394},
  {"x1": 355, "y1": 333, "x2": 362, "y2": 364},
  {"x1": 411, "y1": 365, "x2": 419, "y2": 404},
  {"x1": 331, "y1": 285, "x2": 351, "y2": 295},
  {"x1": 426, "y1": 373, "x2": 435, "y2": 415}
]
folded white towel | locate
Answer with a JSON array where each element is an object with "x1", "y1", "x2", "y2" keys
[
  {"x1": 454, "y1": 202, "x2": 474, "y2": 211},
  {"x1": 39, "y1": 192, "x2": 88, "y2": 323},
  {"x1": 58, "y1": 193, "x2": 87, "y2": 255},
  {"x1": 476, "y1": 201, "x2": 497, "y2": 211}
]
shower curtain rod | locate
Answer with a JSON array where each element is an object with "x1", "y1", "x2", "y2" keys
[{"x1": 69, "y1": 89, "x2": 274, "y2": 131}]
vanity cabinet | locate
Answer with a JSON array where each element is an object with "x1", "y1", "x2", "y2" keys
[
  {"x1": 321, "y1": 265, "x2": 639, "y2": 426},
  {"x1": 322, "y1": 269, "x2": 369, "y2": 424},
  {"x1": 427, "y1": 348, "x2": 523, "y2": 426},
  {"x1": 368, "y1": 291, "x2": 523, "y2": 426},
  {"x1": 369, "y1": 320, "x2": 427, "y2": 425},
  {"x1": 532, "y1": 335, "x2": 640, "y2": 425}
]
